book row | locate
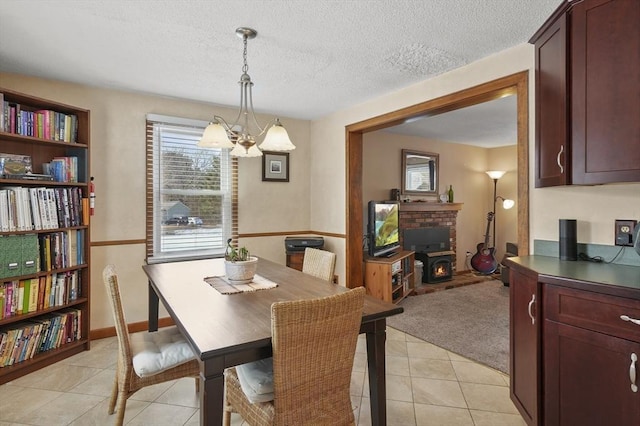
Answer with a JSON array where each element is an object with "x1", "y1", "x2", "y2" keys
[
  {"x1": 0, "y1": 93, "x2": 79, "y2": 143},
  {"x1": 0, "y1": 231, "x2": 85, "y2": 279},
  {"x1": 0, "y1": 308, "x2": 82, "y2": 367},
  {"x1": 0, "y1": 186, "x2": 87, "y2": 232},
  {"x1": 0, "y1": 271, "x2": 81, "y2": 320}
]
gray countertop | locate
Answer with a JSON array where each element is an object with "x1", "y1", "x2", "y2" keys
[{"x1": 505, "y1": 255, "x2": 640, "y2": 298}]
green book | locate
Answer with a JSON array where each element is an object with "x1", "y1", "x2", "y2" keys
[{"x1": 21, "y1": 233, "x2": 39, "y2": 275}]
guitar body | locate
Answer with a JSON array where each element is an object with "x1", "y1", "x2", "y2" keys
[
  {"x1": 471, "y1": 243, "x2": 498, "y2": 274},
  {"x1": 471, "y1": 212, "x2": 498, "y2": 274}
]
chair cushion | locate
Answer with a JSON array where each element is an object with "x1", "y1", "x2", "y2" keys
[
  {"x1": 130, "y1": 326, "x2": 195, "y2": 377},
  {"x1": 235, "y1": 358, "x2": 274, "y2": 403}
]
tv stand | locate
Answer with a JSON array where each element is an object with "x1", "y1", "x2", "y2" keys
[
  {"x1": 364, "y1": 250, "x2": 415, "y2": 304},
  {"x1": 382, "y1": 251, "x2": 397, "y2": 258}
]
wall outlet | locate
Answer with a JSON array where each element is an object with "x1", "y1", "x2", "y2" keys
[{"x1": 615, "y1": 219, "x2": 637, "y2": 247}]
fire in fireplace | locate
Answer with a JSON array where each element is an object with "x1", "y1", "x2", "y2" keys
[{"x1": 425, "y1": 251, "x2": 454, "y2": 283}]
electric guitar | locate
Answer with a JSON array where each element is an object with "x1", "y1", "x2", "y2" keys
[{"x1": 471, "y1": 212, "x2": 498, "y2": 274}]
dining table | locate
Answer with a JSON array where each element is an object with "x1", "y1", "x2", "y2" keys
[{"x1": 143, "y1": 257, "x2": 403, "y2": 425}]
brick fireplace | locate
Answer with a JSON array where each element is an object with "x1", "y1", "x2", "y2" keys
[{"x1": 398, "y1": 202, "x2": 462, "y2": 273}]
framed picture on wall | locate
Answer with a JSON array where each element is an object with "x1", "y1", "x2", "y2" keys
[{"x1": 262, "y1": 151, "x2": 289, "y2": 182}]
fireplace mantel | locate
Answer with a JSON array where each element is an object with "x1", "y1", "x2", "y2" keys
[{"x1": 398, "y1": 202, "x2": 463, "y2": 212}]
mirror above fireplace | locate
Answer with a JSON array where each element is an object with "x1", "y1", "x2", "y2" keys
[{"x1": 401, "y1": 149, "x2": 439, "y2": 195}]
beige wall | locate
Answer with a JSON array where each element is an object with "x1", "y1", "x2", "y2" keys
[
  {"x1": 309, "y1": 42, "x2": 640, "y2": 282},
  {"x1": 363, "y1": 132, "x2": 520, "y2": 266},
  {"x1": 0, "y1": 72, "x2": 312, "y2": 329}
]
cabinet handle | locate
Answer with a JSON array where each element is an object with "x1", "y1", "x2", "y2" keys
[
  {"x1": 620, "y1": 315, "x2": 640, "y2": 326},
  {"x1": 630, "y1": 353, "x2": 638, "y2": 393},
  {"x1": 556, "y1": 145, "x2": 564, "y2": 174},
  {"x1": 527, "y1": 294, "x2": 536, "y2": 325}
]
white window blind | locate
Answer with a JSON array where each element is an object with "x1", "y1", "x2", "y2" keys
[{"x1": 145, "y1": 115, "x2": 237, "y2": 262}]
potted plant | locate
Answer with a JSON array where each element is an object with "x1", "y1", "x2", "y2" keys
[{"x1": 224, "y1": 238, "x2": 258, "y2": 283}]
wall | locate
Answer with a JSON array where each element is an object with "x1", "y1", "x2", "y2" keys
[
  {"x1": 310, "y1": 42, "x2": 640, "y2": 284},
  {"x1": 0, "y1": 72, "x2": 312, "y2": 330}
]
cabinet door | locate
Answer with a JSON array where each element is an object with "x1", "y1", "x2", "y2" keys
[
  {"x1": 544, "y1": 320, "x2": 640, "y2": 426},
  {"x1": 571, "y1": 0, "x2": 640, "y2": 184},
  {"x1": 534, "y1": 11, "x2": 569, "y2": 188},
  {"x1": 509, "y1": 268, "x2": 540, "y2": 425}
]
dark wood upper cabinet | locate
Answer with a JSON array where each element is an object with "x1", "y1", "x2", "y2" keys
[{"x1": 531, "y1": 0, "x2": 640, "y2": 187}]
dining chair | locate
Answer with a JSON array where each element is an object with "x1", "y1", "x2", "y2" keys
[
  {"x1": 102, "y1": 265, "x2": 200, "y2": 426},
  {"x1": 301, "y1": 247, "x2": 336, "y2": 282},
  {"x1": 222, "y1": 286, "x2": 366, "y2": 426}
]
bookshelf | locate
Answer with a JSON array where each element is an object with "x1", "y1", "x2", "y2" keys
[
  {"x1": 0, "y1": 88, "x2": 90, "y2": 384},
  {"x1": 364, "y1": 250, "x2": 415, "y2": 304}
]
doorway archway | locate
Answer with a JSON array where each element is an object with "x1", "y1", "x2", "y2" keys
[{"x1": 345, "y1": 72, "x2": 529, "y2": 288}]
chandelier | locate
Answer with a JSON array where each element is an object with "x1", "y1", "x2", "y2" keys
[{"x1": 197, "y1": 27, "x2": 295, "y2": 157}]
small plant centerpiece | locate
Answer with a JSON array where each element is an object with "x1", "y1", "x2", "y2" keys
[{"x1": 224, "y1": 238, "x2": 258, "y2": 283}]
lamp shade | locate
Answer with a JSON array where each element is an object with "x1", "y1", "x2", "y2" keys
[
  {"x1": 230, "y1": 142, "x2": 263, "y2": 157},
  {"x1": 502, "y1": 199, "x2": 515, "y2": 209},
  {"x1": 486, "y1": 170, "x2": 506, "y2": 180},
  {"x1": 259, "y1": 121, "x2": 295, "y2": 151},
  {"x1": 198, "y1": 122, "x2": 235, "y2": 149}
]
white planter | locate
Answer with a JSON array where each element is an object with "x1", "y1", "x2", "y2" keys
[{"x1": 224, "y1": 256, "x2": 258, "y2": 283}]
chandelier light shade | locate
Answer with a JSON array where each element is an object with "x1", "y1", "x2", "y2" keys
[{"x1": 197, "y1": 27, "x2": 295, "y2": 157}]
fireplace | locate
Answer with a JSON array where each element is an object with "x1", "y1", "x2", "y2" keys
[
  {"x1": 404, "y1": 226, "x2": 454, "y2": 283},
  {"x1": 425, "y1": 251, "x2": 454, "y2": 283}
]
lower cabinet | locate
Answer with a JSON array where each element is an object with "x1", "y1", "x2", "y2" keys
[
  {"x1": 543, "y1": 284, "x2": 640, "y2": 426},
  {"x1": 508, "y1": 261, "x2": 640, "y2": 426},
  {"x1": 509, "y1": 268, "x2": 540, "y2": 425}
]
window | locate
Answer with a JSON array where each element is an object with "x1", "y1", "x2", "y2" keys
[{"x1": 146, "y1": 114, "x2": 237, "y2": 262}]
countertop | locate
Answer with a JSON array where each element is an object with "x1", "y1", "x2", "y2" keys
[{"x1": 505, "y1": 255, "x2": 640, "y2": 299}]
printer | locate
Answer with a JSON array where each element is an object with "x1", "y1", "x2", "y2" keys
[{"x1": 284, "y1": 236, "x2": 324, "y2": 254}]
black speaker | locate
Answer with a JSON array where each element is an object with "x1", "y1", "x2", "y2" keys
[
  {"x1": 633, "y1": 222, "x2": 640, "y2": 257},
  {"x1": 559, "y1": 219, "x2": 577, "y2": 261}
]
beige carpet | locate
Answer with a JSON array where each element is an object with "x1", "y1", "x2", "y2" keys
[{"x1": 387, "y1": 280, "x2": 509, "y2": 373}]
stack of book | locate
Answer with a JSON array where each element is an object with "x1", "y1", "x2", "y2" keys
[
  {"x1": 0, "y1": 186, "x2": 87, "y2": 232},
  {"x1": 0, "y1": 308, "x2": 82, "y2": 367},
  {"x1": 0, "y1": 271, "x2": 81, "y2": 320},
  {"x1": 0, "y1": 93, "x2": 79, "y2": 143}
]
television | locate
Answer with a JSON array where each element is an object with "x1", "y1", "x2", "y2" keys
[{"x1": 368, "y1": 200, "x2": 400, "y2": 257}]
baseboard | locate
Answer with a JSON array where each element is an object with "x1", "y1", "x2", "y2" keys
[{"x1": 90, "y1": 316, "x2": 175, "y2": 340}]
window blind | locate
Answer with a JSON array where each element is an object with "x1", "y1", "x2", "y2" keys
[{"x1": 145, "y1": 116, "x2": 238, "y2": 262}]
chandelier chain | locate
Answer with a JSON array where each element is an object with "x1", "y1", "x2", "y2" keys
[{"x1": 242, "y1": 36, "x2": 249, "y2": 74}]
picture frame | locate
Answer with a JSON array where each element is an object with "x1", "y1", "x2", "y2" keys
[{"x1": 262, "y1": 151, "x2": 289, "y2": 182}]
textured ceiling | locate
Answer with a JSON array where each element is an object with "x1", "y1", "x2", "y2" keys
[{"x1": 0, "y1": 0, "x2": 561, "y2": 144}]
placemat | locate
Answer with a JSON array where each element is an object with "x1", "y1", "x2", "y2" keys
[{"x1": 204, "y1": 274, "x2": 278, "y2": 295}]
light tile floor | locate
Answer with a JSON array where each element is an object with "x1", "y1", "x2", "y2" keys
[{"x1": 0, "y1": 327, "x2": 525, "y2": 425}]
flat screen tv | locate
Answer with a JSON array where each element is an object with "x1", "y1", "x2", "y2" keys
[{"x1": 368, "y1": 200, "x2": 400, "y2": 257}]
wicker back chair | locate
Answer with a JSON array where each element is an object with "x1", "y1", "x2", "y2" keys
[
  {"x1": 102, "y1": 265, "x2": 200, "y2": 426},
  {"x1": 223, "y1": 286, "x2": 366, "y2": 425},
  {"x1": 301, "y1": 247, "x2": 336, "y2": 282}
]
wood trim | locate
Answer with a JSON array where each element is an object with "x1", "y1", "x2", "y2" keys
[
  {"x1": 346, "y1": 71, "x2": 530, "y2": 289},
  {"x1": 398, "y1": 202, "x2": 463, "y2": 212},
  {"x1": 91, "y1": 239, "x2": 146, "y2": 247},
  {"x1": 90, "y1": 316, "x2": 175, "y2": 340},
  {"x1": 239, "y1": 230, "x2": 346, "y2": 239}
]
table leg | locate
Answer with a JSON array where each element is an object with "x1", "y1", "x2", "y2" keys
[
  {"x1": 148, "y1": 280, "x2": 159, "y2": 332},
  {"x1": 366, "y1": 319, "x2": 387, "y2": 426},
  {"x1": 200, "y1": 359, "x2": 225, "y2": 426}
]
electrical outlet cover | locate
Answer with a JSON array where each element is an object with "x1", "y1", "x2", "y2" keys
[{"x1": 615, "y1": 219, "x2": 637, "y2": 247}]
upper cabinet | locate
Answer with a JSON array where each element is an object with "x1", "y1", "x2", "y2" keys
[{"x1": 531, "y1": 0, "x2": 640, "y2": 188}]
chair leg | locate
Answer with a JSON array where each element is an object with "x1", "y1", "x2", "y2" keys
[
  {"x1": 108, "y1": 376, "x2": 119, "y2": 415},
  {"x1": 114, "y1": 393, "x2": 128, "y2": 426}
]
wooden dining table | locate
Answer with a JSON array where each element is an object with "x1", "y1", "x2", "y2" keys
[{"x1": 143, "y1": 257, "x2": 403, "y2": 425}]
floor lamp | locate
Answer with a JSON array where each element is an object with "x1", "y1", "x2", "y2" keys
[{"x1": 485, "y1": 171, "x2": 515, "y2": 249}]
